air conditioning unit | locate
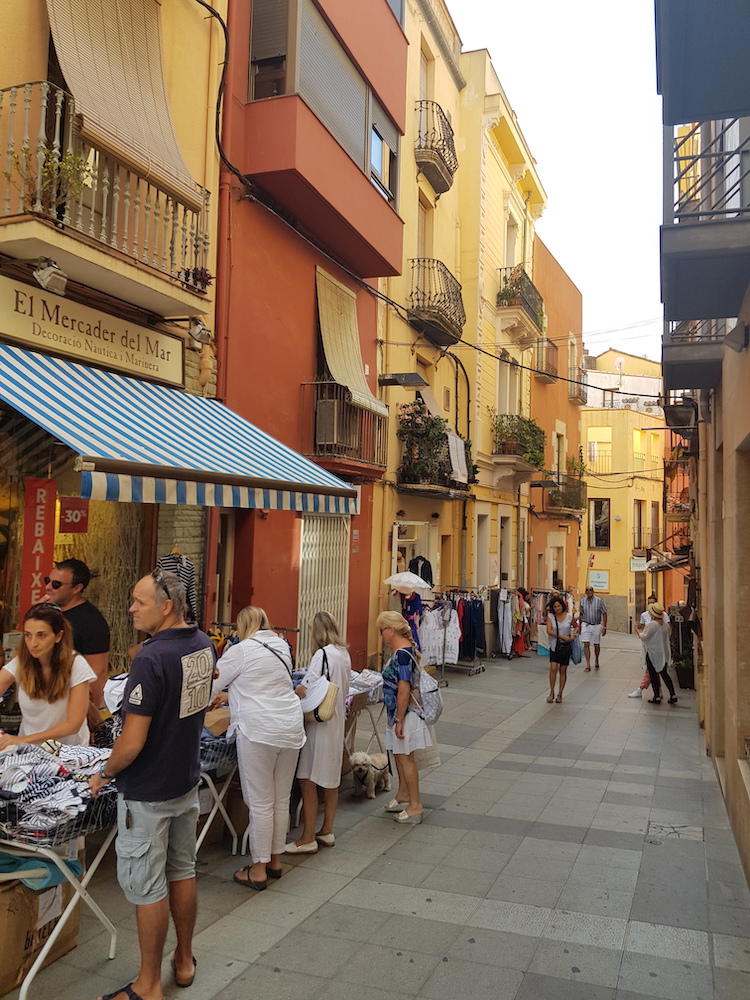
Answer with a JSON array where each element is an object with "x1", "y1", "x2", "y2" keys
[{"x1": 315, "y1": 399, "x2": 342, "y2": 446}]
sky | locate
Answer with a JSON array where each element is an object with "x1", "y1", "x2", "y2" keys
[{"x1": 448, "y1": 0, "x2": 664, "y2": 361}]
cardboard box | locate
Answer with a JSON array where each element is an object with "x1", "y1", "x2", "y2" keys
[
  {"x1": 0, "y1": 877, "x2": 80, "y2": 997},
  {"x1": 204, "y1": 707, "x2": 231, "y2": 736}
]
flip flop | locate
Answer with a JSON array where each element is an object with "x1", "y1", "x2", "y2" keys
[
  {"x1": 555, "y1": 695, "x2": 562, "y2": 703},
  {"x1": 172, "y1": 956, "x2": 197, "y2": 989},
  {"x1": 546, "y1": 696, "x2": 555, "y2": 703},
  {"x1": 99, "y1": 984, "x2": 151, "y2": 1000},
  {"x1": 584, "y1": 667, "x2": 591, "y2": 672}
]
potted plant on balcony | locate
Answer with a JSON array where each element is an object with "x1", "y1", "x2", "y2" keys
[
  {"x1": 4, "y1": 145, "x2": 92, "y2": 217},
  {"x1": 397, "y1": 400, "x2": 450, "y2": 484}
]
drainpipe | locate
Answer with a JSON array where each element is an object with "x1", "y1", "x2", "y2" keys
[{"x1": 521, "y1": 190, "x2": 532, "y2": 271}]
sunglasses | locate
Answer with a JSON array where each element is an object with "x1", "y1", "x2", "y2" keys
[
  {"x1": 151, "y1": 569, "x2": 172, "y2": 603},
  {"x1": 27, "y1": 602, "x2": 61, "y2": 613},
  {"x1": 43, "y1": 577, "x2": 67, "y2": 590}
]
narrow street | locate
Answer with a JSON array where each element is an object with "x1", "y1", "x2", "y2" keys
[{"x1": 13, "y1": 632, "x2": 749, "y2": 1000}]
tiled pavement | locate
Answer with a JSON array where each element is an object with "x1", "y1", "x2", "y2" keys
[{"x1": 10, "y1": 631, "x2": 750, "y2": 1000}]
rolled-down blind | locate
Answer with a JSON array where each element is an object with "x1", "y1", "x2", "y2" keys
[
  {"x1": 372, "y1": 99, "x2": 399, "y2": 155},
  {"x1": 299, "y1": 0, "x2": 367, "y2": 170},
  {"x1": 251, "y1": 0, "x2": 288, "y2": 61},
  {"x1": 46, "y1": 0, "x2": 202, "y2": 212},
  {"x1": 316, "y1": 267, "x2": 388, "y2": 418}
]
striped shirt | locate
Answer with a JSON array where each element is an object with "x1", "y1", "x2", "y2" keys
[{"x1": 580, "y1": 596, "x2": 607, "y2": 625}]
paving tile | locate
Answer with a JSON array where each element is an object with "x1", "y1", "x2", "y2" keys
[
  {"x1": 712, "y1": 932, "x2": 750, "y2": 972},
  {"x1": 213, "y1": 964, "x2": 326, "y2": 1000},
  {"x1": 486, "y1": 873, "x2": 564, "y2": 908},
  {"x1": 529, "y1": 938, "x2": 622, "y2": 988},
  {"x1": 447, "y1": 926, "x2": 539, "y2": 971},
  {"x1": 590, "y1": 802, "x2": 651, "y2": 835},
  {"x1": 527, "y1": 821, "x2": 588, "y2": 844},
  {"x1": 418, "y1": 956, "x2": 523, "y2": 1000},
  {"x1": 419, "y1": 863, "x2": 498, "y2": 898},
  {"x1": 625, "y1": 920, "x2": 710, "y2": 964},
  {"x1": 576, "y1": 844, "x2": 642, "y2": 871},
  {"x1": 567, "y1": 860, "x2": 640, "y2": 894},
  {"x1": 359, "y1": 856, "x2": 436, "y2": 887},
  {"x1": 709, "y1": 879, "x2": 750, "y2": 909},
  {"x1": 713, "y1": 967, "x2": 750, "y2": 1000},
  {"x1": 512, "y1": 836, "x2": 582, "y2": 862},
  {"x1": 514, "y1": 971, "x2": 617, "y2": 1000},
  {"x1": 617, "y1": 951, "x2": 713, "y2": 1000},
  {"x1": 232, "y1": 890, "x2": 322, "y2": 928},
  {"x1": 457, "y1": 829, "x2": 524, "y2": 854},
  {"x1": 294, "y1": 901, "x2": 391, "y2": 942},
  {"x1": 193, "y1": 914, "x2": 289, "y2": 962},
  {"x1": 501, "y1": 855, "x2": 574, "y2": 885},
  {"x1": 333, "y1": 942, "x2": 440, "y2": 993},
  {"x1": 255, "y1": 929, "x2": 354, "y2": 978},
  {"x1": 330, "y1": 878, "x2": 480, "y2": 925},
  {"x1": 556, "y1": 882, "x2": 635, "y2": 919},
  {"x1": 547, "y1": 909, "x2": 628, "y2": 949},
  {"x1": 383, "y1": 839, "x2": 454, "y2": 867},
  {"x1": 708, "y1": 904, "x2": 750, "y2": 936},
  {"x1": 270, "y1": 867, "x2": 353, "y2": 902},
  {"x1": 309, "y1": 984, "x2": 412, "y2": 1000},
  {"x1": 436, "y1": 845, "x2": 512, "y2": 874},
  {"x1": 486, "y1": 792, "x2": 549, "y2": 821},
  {"x1": 707, "y1": 859, "x2": 750, "y2": 886},
  {"x1": 369, "y1": 913, "x2": 462, "y2": 955},
  {"x1": 470, "y1": 898, "x2": 551, "y2": 936}
]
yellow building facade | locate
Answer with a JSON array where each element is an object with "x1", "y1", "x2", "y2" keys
[
  {"x1": 581, "y1": 406, "x2": 665, "y2": 631},
  {"x1": 368, "y1": 2, "x2": 548, "y2": 661}
]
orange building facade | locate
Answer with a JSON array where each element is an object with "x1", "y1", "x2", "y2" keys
[
  {"x1": 528, "y1": 240, "x2": 586, "y2": 598},
  {"x1": 212, "y1": 0, "x2": 407, "y2": 666}
]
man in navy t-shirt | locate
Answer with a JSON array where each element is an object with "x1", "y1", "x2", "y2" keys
[{"x1": 90, "y1": 570, "x2": 214, "y2": 1000}]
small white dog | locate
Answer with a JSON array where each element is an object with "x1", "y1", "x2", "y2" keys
[{"x1": 350, "y1": 751, "x2": 391, "y2": 799}]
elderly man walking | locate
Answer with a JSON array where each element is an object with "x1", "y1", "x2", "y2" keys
[
  {"x1": 579, "y1": 586, "x2": 608, "y2": 672},
  {"x1": 89, "y1": 570, "x2": 215, "y2": 1000}
]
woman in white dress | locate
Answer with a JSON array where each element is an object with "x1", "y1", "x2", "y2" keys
[
  {"x1": 211, "y1": 606, "x2": 305, "y2": 890},
  {"x1": 285, "y1": 612, "x2": 351, "y2": 853},
  {"x1": 636, "y1": 602, "x2": 676, "y2": 705},
  {"x1": 0, "y1": 602, "x2": 95, "y2": 750}
]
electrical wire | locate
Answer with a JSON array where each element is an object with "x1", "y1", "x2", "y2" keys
[{"x1": 194, "y1": 2, "x2": 665, "y2": 403}]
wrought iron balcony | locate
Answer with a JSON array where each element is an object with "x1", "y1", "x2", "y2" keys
[
  {"x1": 665, "y1": 485, "x2": 692, "y2": 521},
  {"x1": 0, "y1": 81, "x2": 211, "y2": 292},
  {"x1": 396, "y1": 400, "x2": 470, "y2": 492},
  {"x1": 414, "y1": 100, "x2": 458, "y2": 194},
  {"x1": 497, "y1": 265, "x2": 545, "y2": 345},
  {"x1": 301, "y1": 382, "x2": 387, "y2": 473},
  {"x1": 568, "y1": 366, "x2": 588, "y2": 404},
  {"x1": 533, "y1": 338, "x2": 558, "y2": 382},
  {"x1": 490, "y1": 413, "x2": 546, "y2": 464},
  {"x1": 633, "y1": 528, "x2": 660, "y2": 551},
  {"x1": 408, "y1": 258, "x2": 466, "y2": 347},
  {"x1": 587, "y1": 447, "x2": 612, "y2": 474},
  {"x1": 546, "y1": 473, "x2": 587, "y2": 513}
]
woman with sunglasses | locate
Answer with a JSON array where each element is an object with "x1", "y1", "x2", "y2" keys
[
  {"x1": 377, "y1": 610, "x2": 432, "y2": 823},
  {"x1": 0, "y1": 603, "x2": 95, "y2": 751}
]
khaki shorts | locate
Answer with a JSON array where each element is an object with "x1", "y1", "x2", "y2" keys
[{"x1": 115, "y1": 786, "x2": 199, "y2": 905}]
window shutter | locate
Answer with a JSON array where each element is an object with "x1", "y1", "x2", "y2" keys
[
  {"x1": 371, "y1": 99, "x2": 399, "y2": 154},
  {"x1": 298, "y1": 0, "x2": 367, "y2": 169},
  {"x1": 251, "y1": 0, "x2": 288, "y2": 61}
]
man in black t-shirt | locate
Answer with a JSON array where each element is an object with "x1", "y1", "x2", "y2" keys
[
  {"x1": 45, "y1": 558, "x2": 110, "y2": 708},
  {"x1": 90, "y1": 570, "x2": 214, "y2": 1000}
]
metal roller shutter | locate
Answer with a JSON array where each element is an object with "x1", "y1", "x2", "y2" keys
[
  {"x1": 251, "y1": 0, "x2": 288, "y2": 61},
  {"x1": 297, "y1": 514, "x2": 350, "y2": 666}
]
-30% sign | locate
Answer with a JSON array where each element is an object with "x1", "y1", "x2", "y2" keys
[{"x1": 58, "y1": 497, "x2": 90, "y2": 533}]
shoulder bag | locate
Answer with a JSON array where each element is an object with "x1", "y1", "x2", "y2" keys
[{"x1": 304, "y1": 650, "x2": 340, "y2": 723}]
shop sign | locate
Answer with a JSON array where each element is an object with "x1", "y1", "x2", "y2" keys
[
  {"x1": 0, "y1": 274, "x2": 184, "y2": 386},
  {"x1": 59, "y1": 497, "x2": 89, "y2": 534},
  {"x1": 630, "y1": 557, "x2": 648, "y2": 572},
  {"x1": 588, "y1": 570, "x2": 609, "y2": 591},
  {"x1": 19, "y1": 478, "x2": 57, "y2": 618}
]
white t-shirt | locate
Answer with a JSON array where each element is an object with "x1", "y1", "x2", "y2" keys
[
  {"x1": 5, "y1": 654, "x2": 96, "y2": 745},
  {"x1": 640, "y1": 610, "x2": 670, "y2": 625}
]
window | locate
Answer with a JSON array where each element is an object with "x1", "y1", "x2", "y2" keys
[
  {"x1": 588, "y1": 498, "x2": 610, "y2": 549},
  {"x1": 249, "y1": 0, "x2": 289, "y2": 99},
  {"x1": 634, "y1": 499, "x2": 645, "y2": 549},
  {"x1": 443, "y1": 386, "x2": 450, "y2": 411},
  {"x1": 370, "y1": 127, "x2": 396, "y2": 201},
  {"x1": 602, "y1": 390, "x2": 615, "y2": 408}
]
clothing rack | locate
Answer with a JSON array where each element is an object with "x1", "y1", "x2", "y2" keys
[{"x1": 428, "y1": 587, "x2": 486, "y2": 677}]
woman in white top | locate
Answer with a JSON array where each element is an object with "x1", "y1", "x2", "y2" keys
[
  {"x1": 545, "y1": 596, "x2": 578, "y2": 704},
  {"x1": 636, "y1": 602, "x2": 676, "y2": 705},
  {"x1": 211, "y1": 606, "x2": 305, "y2": 891},
  {"x1": 0, "y1": 602, "x2": 95, "y2": 751},
  {"x1": 286, "y1": 612, "x2": 351, "y2": 854}
]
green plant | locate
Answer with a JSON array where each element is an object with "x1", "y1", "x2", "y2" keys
[
  {"x1": 464, "y1": 439, "x2": 480, "y2": 484},
  {"x1": 566, "y1": 453, "x2": 587, "y2": 477},
  {"x1": 397, "y1": 400, "x2": 449, "y2": 484},
  {"x1": 488, "y1": 407, "x2": 546, "y2": 470},
  {"x1": 4, "y1": 145, "x2": 92, "y2": 215}
]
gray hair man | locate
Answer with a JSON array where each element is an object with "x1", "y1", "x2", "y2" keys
[
  {"x1": 579, "y1": 586, "x2": 608, "y2": 671},
  {"x1": 90, "y1": 569, "x2": 215, "y2": 1000}
]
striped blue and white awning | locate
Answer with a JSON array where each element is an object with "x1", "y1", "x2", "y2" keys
[{"x1": 0, "y1": 345, "x2": 357, "y2": 513}]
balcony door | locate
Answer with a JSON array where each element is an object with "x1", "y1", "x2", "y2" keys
[{"x1": 298, "y1": 514, "x2": 350, "y2": 666}]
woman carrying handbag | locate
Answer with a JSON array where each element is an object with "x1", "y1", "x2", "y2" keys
[{"x1": 546, "y1": 596, "x2": 578, "y2": 703}]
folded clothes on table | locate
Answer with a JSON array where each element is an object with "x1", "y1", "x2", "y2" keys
[{"x1": 0, "y1": 849, "x2": 83, "y2": 889}]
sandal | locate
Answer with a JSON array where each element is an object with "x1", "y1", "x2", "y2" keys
[
  {"x1": 555, "y1": 695, "x2": 562, "y2": 703},
  {"x1": 584, "y1": 667, "x2": 591, "y2": 672},
  {"x1": 172, "y1": 956, "x2": 197, "y2": 989},
  {"x1": 668, "y1": 696, "x2": 678, "y2": 704},
  {"x1": 547, "y1": 695, "x2": 555, "y2": 703},
  {"x1": 233, "y1": 866, "x2": 267, "y2": 891},
  {"x1": 648, "y1": 697, "x2": 661, "y2": 704}
]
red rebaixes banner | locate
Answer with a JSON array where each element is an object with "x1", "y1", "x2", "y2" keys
[{"x1": 19, "y1": 478, "x2": 57, "y2": 622}]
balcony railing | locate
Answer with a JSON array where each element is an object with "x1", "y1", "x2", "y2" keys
[
  {"x1": 673, "y1": 119, "x2": 750, "y2": 222},
  {"x1": 415, "y1": 100, "x2": 458, "y2": 194},
  {"x1": 301, "y1": 382, "x2": 387, "y2": 469},
  {"x1": 668, "y1": 319, "x2": 732, "y2": 344},
  {"x1": 546, "y1": 473, "x2": 587, "y2": 512},
  {"x1": 497, "y1": 265, "x2": 545, "y2": 332},
  {"x1": 633, "y1": 452, "x2": 646, "y2": 469},
  {"x1": 490, "y1": 413, "x2": 546, "y2": 469},
  {"x1": 396, "y1": 402, "x2": 470, "y2": 491},
  {"x1": 665, "y1": 487, "x2": 692, "y2": 520},
  {"x1": 408, "y1": 258, "x2": 466, "y2": 347},
  {"x1": 633, "y1": 528, "x2": 660, "y2": 551},
  {"x1": 568, "y1": 366, "x2": 588, "y2": 404},
  {"x1": 0, "y1": 81, "x2": 210, "y2": 291},
  {"x1": 587, "y1": 448, "x2": 612, "y2": 474},
  {"x1": 534, "y1": 338, "x2": 558, "y2": 381}
]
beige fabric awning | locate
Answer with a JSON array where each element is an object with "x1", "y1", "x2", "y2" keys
[
  {"x1": 47, "y1": 0, "x2": 203, "y2": 212},
  {"x1": 417, "y1": 385, "x2": 444, "y2": 419},
  {"x1": 417, "y1": 388, "x2": 467, "y2": 482},
  {"x1": 316, "y1": 268, "x2": 388, "y2": 418}
]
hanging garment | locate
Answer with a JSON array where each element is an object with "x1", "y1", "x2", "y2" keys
[
  {"x1": 157, "y1": 552, "x2": 197, "y2": 621},
  {"x1": 408, "y1": 556, "x2": 433, "y2": 586},
  {"x1": 401, "y1": 592, "x2": 423, "y2": 650}
]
